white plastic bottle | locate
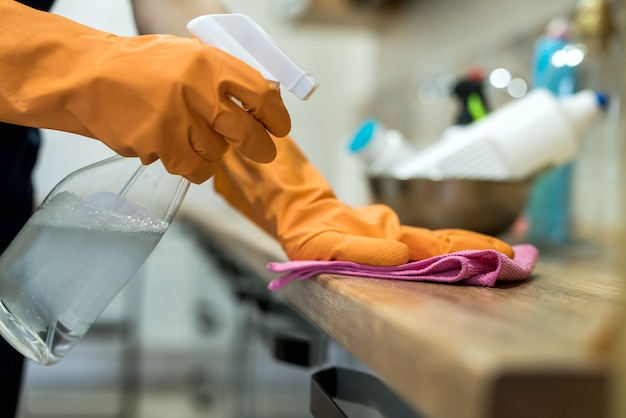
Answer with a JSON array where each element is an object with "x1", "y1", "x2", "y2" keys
[
  {"x1": 348, "y1": 119, "x2": 417, "y2": 176},
  {"x1": 390, "y1": 88, "x2": 607, "y2": 180}
]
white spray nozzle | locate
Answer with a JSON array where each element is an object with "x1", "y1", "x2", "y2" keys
[{"x1": 187, "y1": 14, "x2": 319, "y2": 100}]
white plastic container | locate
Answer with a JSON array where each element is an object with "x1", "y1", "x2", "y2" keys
[
  {"x1": 348, "y1": 119, "x2": 416, "y2": 176},
  {"x1": 390, "y1": 89, "x2": 607, "y2": 180}
]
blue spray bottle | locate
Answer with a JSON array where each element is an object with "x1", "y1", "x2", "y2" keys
[{"x1": 526, "y1": 18, "x2": 580, "y2": 246}]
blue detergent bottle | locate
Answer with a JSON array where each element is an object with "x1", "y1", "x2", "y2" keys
[{"x1": 526, "y1": 18, "x2": 580, "y2": 246}]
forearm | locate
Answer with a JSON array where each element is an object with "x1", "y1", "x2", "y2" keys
[
  {"x1": 0, "y1": 0, "x2": 109, "y2": 137},
  {"x1": 130, "y1": 0, "x2": 229, "y2": 36},
  {"x1": 0, "y1": 0, "x2": 290, "y2": 184}
]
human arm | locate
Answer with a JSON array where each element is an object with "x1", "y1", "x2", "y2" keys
[
  {"x1": 0, "y1": 0, "x2": 290, "y2": 183},
  {"x1": 214, "y1": 135, "x2": 515, "y2": 265},
  {"x1": 130, "y1": 0, "x2": 229, "y2": 36}
]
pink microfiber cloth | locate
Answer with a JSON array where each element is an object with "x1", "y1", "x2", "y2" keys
[{"x1": 266, "y1": 244, "x2": 538, "y2": 290}]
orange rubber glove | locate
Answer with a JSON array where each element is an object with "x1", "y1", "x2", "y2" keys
[
  {"x1": 0, "y1": 1, "x2": 290, "y2": 183},
  {"x1": 214, "y1": 136, "x2": 515, "y2": 266}
]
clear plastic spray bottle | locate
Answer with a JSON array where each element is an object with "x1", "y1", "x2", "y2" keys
[
  {"x1": 0, "y1": 158, "x2": 186, "y2": 364},
  {"x1": 0, "y1": 14, "x2": 317, "y2": 365}
]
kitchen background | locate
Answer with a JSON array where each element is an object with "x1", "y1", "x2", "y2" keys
[{"x1": 15, "y1": 0, "x2": 625, "y2": 416}]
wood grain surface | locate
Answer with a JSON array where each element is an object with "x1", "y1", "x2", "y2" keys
[{"x1": 179, "y1": 201, "x2": 624, "y2": 418}]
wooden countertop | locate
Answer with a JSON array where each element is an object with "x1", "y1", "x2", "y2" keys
[{"x1": 178, "y1": 195, "x2": 624, "y2": 418}]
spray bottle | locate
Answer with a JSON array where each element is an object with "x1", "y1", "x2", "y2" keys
[{"x1": 0, "y1": 14, "x2": 318, "y2": 365}]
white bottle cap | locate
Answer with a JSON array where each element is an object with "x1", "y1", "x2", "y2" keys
[{"x1": 187, "y1": 14, "x2": 319, "y2": 100}]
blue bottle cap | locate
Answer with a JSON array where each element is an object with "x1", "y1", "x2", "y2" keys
[
  {"x1": 595, "y1": 91, "x2": 609, "y2": 109},
  {"x1": 348, "y1": 119, "x2": 378, "y2": 153}
]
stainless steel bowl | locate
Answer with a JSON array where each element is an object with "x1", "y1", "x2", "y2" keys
[{"x1": 368, "y1": 176, "x2": 532, "y2": 236}]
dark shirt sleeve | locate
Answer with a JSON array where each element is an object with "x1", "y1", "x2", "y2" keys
[
  {"x1": 0, "y1": 124, "x2": 41, "y2": 251},
  {"x1": 1, "y1": 5, "x2": 52, "y2": 418},
  {"x1": 18, "y1": 0, "x2": 55, "y2": 12},
  {"x1": 0, "y1": 1, "x2": 53, "y2": 251}
]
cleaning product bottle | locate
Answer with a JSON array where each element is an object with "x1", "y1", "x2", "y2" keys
[
  {"x1": 389, "y1": 88, "x2": 606, "y2": 181},
  {"x1": 525, "y1": 17, "x2": 580, "y2": 246},
  {"x1": 451, "y1": 67, "x2": 491, "y2": 125},
  {"x1": 347, "y1": 118, "x2": 416, "y2": 176},
  {"x1": 0, "y1": 157, "x2": 187, "y2": 365},
  {"x1": 0, "y1": 14, "x2": 318, "y2": 366}
]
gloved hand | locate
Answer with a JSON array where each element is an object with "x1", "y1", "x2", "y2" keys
[
  {"x1": 214, "y1": 135, "x2": 514, "y2": 266},
  {"x1": 0, "y1": 1, "x2": 290, "y2": 183}
]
